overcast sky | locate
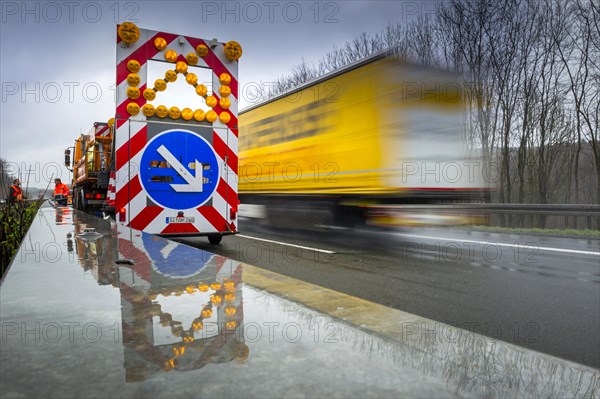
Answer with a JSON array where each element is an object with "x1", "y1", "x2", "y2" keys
[{"x1": 0, "y1": 0, "x2": 439, "y2": 187}]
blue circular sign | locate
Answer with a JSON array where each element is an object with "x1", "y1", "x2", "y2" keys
[
  {"x1": 139, "y1": 130, "x2": 220, "y2": 210},
  {"x1": 142, "y1": 234, "x2": 211, "y2": 278}
]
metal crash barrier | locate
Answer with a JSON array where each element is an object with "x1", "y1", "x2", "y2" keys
[{"x1": 1, "y1": 202, "x2": 598, "y2": 397}]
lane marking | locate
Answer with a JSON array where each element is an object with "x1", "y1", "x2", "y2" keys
[
  {"x1": 393, "y1": 233, "x2": 600, "y2": 256},
  {"x1": 237, "y1": 235, "x2": 336, "y2": 254}
]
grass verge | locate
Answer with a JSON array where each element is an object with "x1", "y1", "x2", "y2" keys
[{"x1": 1, "y1": 200, "x2": 43, "y2": 278}]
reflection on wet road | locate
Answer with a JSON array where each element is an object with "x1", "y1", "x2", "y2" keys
[{"x1": 0, "y1": 204, "x2": 598, "y2": 398}]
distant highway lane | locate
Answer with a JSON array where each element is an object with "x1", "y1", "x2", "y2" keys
[{"x1": 177, "y1": 222, "x2": 600, "y2": 368}]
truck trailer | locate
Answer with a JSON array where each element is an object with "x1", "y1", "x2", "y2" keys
[{"x1": 238, "y1": 52, "x2": 489, "y2": 228}]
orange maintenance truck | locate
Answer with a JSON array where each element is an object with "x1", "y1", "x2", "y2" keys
[{"x1": 65, "y1": 121, "x2": 114, "y2": 212}]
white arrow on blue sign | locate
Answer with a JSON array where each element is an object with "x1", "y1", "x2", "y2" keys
[
  {"x1": 157, "y1": 145, "x2": 203, "y2": 192},
  {"x1": 139, "y1": 130, "x2": 220, "y2": 210}
]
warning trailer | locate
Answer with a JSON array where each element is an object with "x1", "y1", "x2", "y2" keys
[{"x1": 66, "y1": 22, "x2": 241, "y2": 244}]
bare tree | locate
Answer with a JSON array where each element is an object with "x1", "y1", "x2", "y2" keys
[{"x1": 252, "y1": 0, "x2": 599, "y2": 212}]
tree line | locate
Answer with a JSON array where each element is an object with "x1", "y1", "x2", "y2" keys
[{"x1": 256, "y1": 0, "x2": 599, "y2": 207}]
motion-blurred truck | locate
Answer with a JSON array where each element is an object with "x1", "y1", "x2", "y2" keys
[{"x1": 238, "y1": 52, "x2": 489, "y2": 228}]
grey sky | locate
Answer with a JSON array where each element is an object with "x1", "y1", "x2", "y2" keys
[{"x1": 0, "y1": 0, "x2": 439, "y2": 186}]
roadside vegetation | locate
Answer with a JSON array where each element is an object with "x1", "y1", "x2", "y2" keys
[
  {"x1": 0, "y1": 158, "x2": 50, "y2": 279},
  {"x1": 0, "y1": 200, "x2": 44, "y2": 278}
]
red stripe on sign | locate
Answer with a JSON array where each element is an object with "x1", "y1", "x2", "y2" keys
[
  {"x1": 184, "y1": 37, "x2": 239, "y2": 99},
  {"x1": 115, "y1": 175, "x2": 143, "y2": 212},
  {"x1": 96, "y1": 125, "x2": 109, "y2": 136},
  {"x1": 116, "y1": 125, "x2": 147, "y2": 171},
  {"x1": 217, "y1": 178, "x2": 238, "y2": 209},
  {"x1": 231, "y1": 262, "x2": 243, "y2": 284},
  {"x1": 161, "y1": 222, "x2": 200, "y2": 235},
  {"x1": 116, "y1": 32, "x2": 179, "y2": 85},
  {"x1": 215, "y1": 255, "x2": 227, "y2": 272},
  {"x1": 212, "y1": 132, "x2": 238, "y2": 172},
  {"x1": 130, "y1": 206, "x2": 163, "y2": 231},
  {"x1": 116, "y1": 118, "x2": 127, "y2": 129},
  {"x1": 197, "y1": 206, "x2": 228, "y2": 232}
]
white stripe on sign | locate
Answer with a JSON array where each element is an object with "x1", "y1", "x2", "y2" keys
[
  {"x1": 393, "y1": 233, "x2": 600, "y2": 257},
  {"x1": 236, "y1": 235, "x2": 335, "y2": 254}
]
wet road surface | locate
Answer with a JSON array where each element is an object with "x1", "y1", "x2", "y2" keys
[
  {"x1": 1, "y1": 204, "x2": 598, "y2": 398},
  {"x1": 178, "y1": 220, "x2": 600, "y2": 369}
]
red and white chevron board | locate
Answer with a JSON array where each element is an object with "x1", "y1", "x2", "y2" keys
[
  {"x1": 114, "y1": 23, "x2": 239, "y2": 236},
  {"x1": 104, "y1": 170, "x2": 116, "y2": 208},
  {"x1": 95, "y1": 123, "x2": 110, "y2": 137}
]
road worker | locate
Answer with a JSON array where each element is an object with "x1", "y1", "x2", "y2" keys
[
  {"x1": 53, "y1": 178, "x2": 70, "y2": 206},
  {"x1": 8, "y1": 179, "x2": 25, "y2": 204}
]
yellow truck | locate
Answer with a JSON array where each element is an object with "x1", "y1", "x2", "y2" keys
[{"x1": 238, "y1": 53, "x2": 487, "y2": 227}]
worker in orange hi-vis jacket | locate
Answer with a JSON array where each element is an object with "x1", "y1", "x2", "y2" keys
[
  {"x1": 8, "y1": 179, "x2": 26, "y2": 204},
  {"x1": 53, "y1": 178, "x2": 70, "y2": 206}
]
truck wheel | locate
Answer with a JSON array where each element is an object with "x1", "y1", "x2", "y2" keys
[
  {"x1": 208, "y1": 234, "x2": 222, "y2": 245},
  {"x1": 72, "y1": 188, "x2": 78, "y2": 209},
  {"x1": 74, "y1": 188, "x2": 82, "y2": 210},
  {"x1": 79, "y1": 189, "x2": 88, "y2": 212}
]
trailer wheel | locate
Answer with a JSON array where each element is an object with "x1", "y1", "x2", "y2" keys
[{"x1": 207, "y1": 234, "x2": 222, "y2": 245}]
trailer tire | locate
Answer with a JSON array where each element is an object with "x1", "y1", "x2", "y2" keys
[{"x1": 207, "y1": 234, "x2": 222, "y2": 245}]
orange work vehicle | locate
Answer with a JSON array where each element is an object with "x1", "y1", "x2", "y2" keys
[{"x1": 65, "y1": 121, "x2": 114, "y2": 212}]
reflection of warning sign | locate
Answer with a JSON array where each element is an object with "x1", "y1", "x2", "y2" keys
[
  {"x1": 142, "y1": 234, "x2": 214, "y2": 278},
  {"x1": 140, "y1": 130, "x2": 220, "y2": 210}
]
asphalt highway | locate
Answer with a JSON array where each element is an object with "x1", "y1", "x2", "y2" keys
[{"x1": 177, "y1": 221, "x2": 600, "y2": 368}]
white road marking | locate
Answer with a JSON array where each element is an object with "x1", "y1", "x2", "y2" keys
[
  {"x1": 236, "y1": 235, "x2": 336, "y2": 254},
  {"x1": 394, "y1": 233, "x2": 600, "y2": 256}
]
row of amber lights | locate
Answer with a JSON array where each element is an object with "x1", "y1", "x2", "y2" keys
[
  {"x1": 147, "y1": 280, "x2": 236, "y2": 297},
  {"x1": 118, "y1": 22, "x2": 242, "y2": 124},
  {"x1": 149, "y1": 281, "x2": 237, "y2": 333},
  {"x1": 149, "y1": 279, "x2": 238, "y2": 371}
]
